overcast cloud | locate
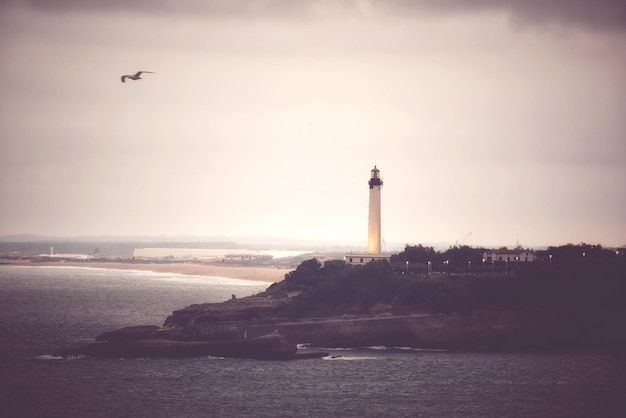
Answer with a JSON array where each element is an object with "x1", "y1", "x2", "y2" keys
[
  {"x1": 8, "y1": 0, "x2": 626, "y2": 29},
  {"x1": 1, "y1": 0, "x2": 624, "y2": 248}
]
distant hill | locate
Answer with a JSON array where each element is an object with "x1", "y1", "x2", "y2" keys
[
  {"x1": 0, "y1": 234, "x2": 380, "y2": 253},
  {"x1": 0, "y1": 234, "x2": 366, "y2": 258},
  {"x1": 0, "y1": 234, "x2": 237, "y2": 243},
  {"x1": 0, "y1": 234, "x2": 56, "y2": 242}
]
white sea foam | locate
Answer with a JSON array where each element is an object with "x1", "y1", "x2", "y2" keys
[
  {"x1": 323, "y1": 355, "x2": 380, "y2": 361},
  {"x1": 365, "y1": 345, "x2": 449, "y2": 353},
  {"x1": 35, "y1": 354, "x2": 76, "y2": 361}
]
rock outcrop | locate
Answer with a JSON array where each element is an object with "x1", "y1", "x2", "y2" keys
[
  {"x1": 160, "y1": 297, "x2": 626, "y2": 351},
  {"x1": 53, "y1": 257, "x2": 626, "y2": 357},
  {"x1": 55, "y1": 330, "x2": 327, "y2": 360}
]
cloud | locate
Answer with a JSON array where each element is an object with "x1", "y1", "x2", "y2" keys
[
  {"x1": 409, "y1": 0, "x2": 626, "y2": 32},
  {"x1": 6, "y1": 0, "x2": 626, "y2": 31},
  {"x1": 3, "y1": 0, "x2": 311, "y2": 18}
]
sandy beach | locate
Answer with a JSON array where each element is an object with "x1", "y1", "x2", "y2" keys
[{"x1": 2, "y1": 260, "x2": 289, "y2": 283}]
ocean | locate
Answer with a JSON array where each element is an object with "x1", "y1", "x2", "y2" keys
[{"x1": 1, "y1": 265, "x2": 625, "y2": 418}]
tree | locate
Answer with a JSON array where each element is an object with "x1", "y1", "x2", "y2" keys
[
  {"x1": 441, "y1": 245, "x2": 485, "y2": 272},
  {"x1": 540, "y1": 243, "x2": 615, "y2": 263},
  {"x1": 282, "y1": 258, "x2": 322, "y2": 288}
]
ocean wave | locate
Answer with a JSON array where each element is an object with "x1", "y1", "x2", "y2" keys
[
  {"x1": 323, "y1": 355, "x2": 380, "y2": 361},
  {"x1": 14, "y1": 265, "x2": 265, "y2": 287},
  {"x1": 35, "y1": 354, "x2": 78, "y2": 361}
]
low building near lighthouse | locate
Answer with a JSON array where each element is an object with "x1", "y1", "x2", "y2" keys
[{"x1": 345, "y1": 253, "x2": 392, "y2": 266}]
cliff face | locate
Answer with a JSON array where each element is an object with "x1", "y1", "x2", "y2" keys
[
  {"x1": 55, "y1": 330, "x2": 302, "y2": 360},
  {"x1": 164, "y1": 298, "x2": 290, "y2": 341},
  {"x1": 162, "y1": 297, "x2": 626, "y2": 350}
]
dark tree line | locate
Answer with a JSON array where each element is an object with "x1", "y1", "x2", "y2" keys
[
  {"x1": 259, "y1": 243, "x2": 625, "y2": 319},
  {"x1": 263, "y1": 259, "x2": 476, "y2": 317},
  {"x1": 390, "y1": 244, "x2": 488, "y2": 273},
  {"x1": 389, "y1": 242, "x2": 622, "y2": 274},
  {"x1": 536, "y1": 243, "x2": 620, "y2": 263}
]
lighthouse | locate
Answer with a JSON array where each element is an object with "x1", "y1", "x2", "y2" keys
[
  {"x1": 345, "y1": 165, "x2": 391, "y2": 265},
  {"x1": 367, "y1": 166, "x2": 383, "y2": 254}
]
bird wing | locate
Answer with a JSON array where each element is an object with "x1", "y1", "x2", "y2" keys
[{"x1": 121, "y1": 71, "x2": 154, "y2": 82}]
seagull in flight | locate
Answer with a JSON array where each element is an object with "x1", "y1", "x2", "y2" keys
[{"x1": 121, "y1": 71, "x2": 155, "y2": 83}]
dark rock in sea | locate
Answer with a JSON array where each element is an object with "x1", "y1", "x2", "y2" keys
[
  {"x1": 95, "y1": 325, "x2": 161, "y2": 342},
  {"x1": 56, "y1": 330, "x2": 328, "y2": 360}
]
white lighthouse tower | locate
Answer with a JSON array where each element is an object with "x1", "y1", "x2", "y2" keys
[
  {"x1": 367, "y1": 166, "x2": 383, "y2": 254},
  {"x1": 345, "y1": 165, "x2": 391, "y2": 265}
]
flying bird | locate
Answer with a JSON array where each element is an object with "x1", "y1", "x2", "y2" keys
[{"x1": 121, "y1": 71, "x2": 155, "y2": 83}]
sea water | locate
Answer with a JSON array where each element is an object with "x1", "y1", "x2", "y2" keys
[{"x1": 1, "y1": 265, "x2": 625, "y2": 418}]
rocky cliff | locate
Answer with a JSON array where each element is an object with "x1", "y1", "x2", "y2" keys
[
  {"x1": 56, "y1": 257, "x2": 626, "y2": 357},
  {"x1": 160, "y1": 296, "x2": 626, "y2": 351}
]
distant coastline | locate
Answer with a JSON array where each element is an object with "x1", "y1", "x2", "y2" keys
[{"x1": 1, "y1": 260, "x2": 287, "y2": 283}]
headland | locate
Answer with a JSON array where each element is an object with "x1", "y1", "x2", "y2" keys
[{"x1": 51, "y1": 254, "x2": 626, "y2": 359}]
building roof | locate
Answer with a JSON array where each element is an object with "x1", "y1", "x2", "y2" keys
[{"x1": 485, "y1": 249, "x2": 533, "y2": 255}]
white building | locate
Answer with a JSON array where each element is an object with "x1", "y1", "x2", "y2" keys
[
  {"x1": 132, "y1": 248, "x2": 311, "y2": 261},
  {"x1": 483, "y1": 249, "x2": 537, "y2": 263},
  {"x1": 346, "y1": 166, "x2": 392, "y2": 265}
]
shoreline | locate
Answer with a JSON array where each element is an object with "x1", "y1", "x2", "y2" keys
[{"x1": 1, "y1": 260, "x2": 288, "y2": 283}]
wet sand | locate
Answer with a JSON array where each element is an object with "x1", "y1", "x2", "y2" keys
[{"x1": 3, "y1": 260, "x2": 288, "y2": 283}]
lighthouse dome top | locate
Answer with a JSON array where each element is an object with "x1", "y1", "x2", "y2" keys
[{"x1": 368, "y1": 165, "x2": 383, "y2": 188}]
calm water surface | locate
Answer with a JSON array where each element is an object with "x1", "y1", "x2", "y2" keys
[{"x1": 1, "y1": 266, "x2": 625, "y2": 417}]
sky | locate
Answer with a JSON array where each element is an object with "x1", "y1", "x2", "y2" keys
[{"x1": 1, "y1": 0, "x2": 625, "y2": 249}]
